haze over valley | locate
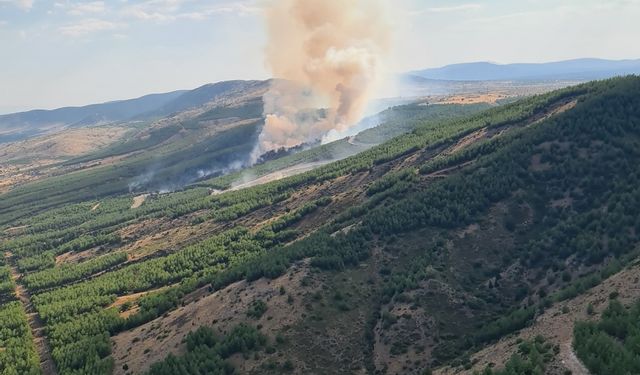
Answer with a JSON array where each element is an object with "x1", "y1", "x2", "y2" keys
[{"x1": 1, "y1": 1, "x2": 640, "y2": 375}]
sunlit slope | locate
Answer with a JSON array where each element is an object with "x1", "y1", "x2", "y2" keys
[
  {"x1": 0, "y1": 99, "x2": 487, "y2": 226},
  {"x1": 0, "y1": 83, "x2": 269, "y2": 224},
  {"x1": 2, "y1": 77, "x2": 640, "y2": 374}
]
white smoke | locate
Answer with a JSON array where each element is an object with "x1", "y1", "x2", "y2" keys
[{"x1": 252, "y1": 0, "x2": 392, "y2": 163}]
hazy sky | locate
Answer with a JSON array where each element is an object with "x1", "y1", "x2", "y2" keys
[{"x1": 1, "y1": 0, "x2": 639, "y2": 113}]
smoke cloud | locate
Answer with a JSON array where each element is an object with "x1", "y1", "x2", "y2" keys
[{"x1": 252, "y1": 0, "x2": 391, "y2": 162}]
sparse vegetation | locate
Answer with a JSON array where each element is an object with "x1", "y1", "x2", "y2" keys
[
  {"x1": 247, "y1": 300, "x2": 268, "y2": 319},
  {"x1": 146, "y1": 324, "x2": 266, "y2": 375},
  {"x1": 474, "y1": 336, "x2": 555, "y2": 375}
]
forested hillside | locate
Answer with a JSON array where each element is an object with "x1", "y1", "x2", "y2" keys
[
  {"x1": 574, "y1": 298, "x2": 640, "y2": 374},
  {"x1": 1, "y1": 77, "x2": 639, "y2": 375}
]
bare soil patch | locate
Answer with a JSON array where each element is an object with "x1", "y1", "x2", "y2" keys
[
  {"x1": 0, "y1": 127, "x2": 131, "y2": 192},
  {"x1": 108, "y1": 291, "x2": 154, "y2": 310},
  {"x1": 226, "y1": 161, "x2": 333, "y2": 193},
  {"x1": 436, "y1": 260, "x2": 640, "y2": 375},
  {"x1": 530, "y1": 100, "x2": 577, "y2": 126},
  {"x1": 0, "y1": 165, "x2": 45, "y2": 193},
  {"x1": 112, "y1": 260, "x2": 316, "y2": 375},
  {"x1": 446, "y1": 128, "x2": 488, "y2": 156},
  {"x1": 131, "y1": 194, "x2": 148, "y2": 209},
  {"x1": 435, "y1": 93, "x2": 507, "y2": 105},
  {"x1": 3, "y1": 225, "x2": 30, "y2": 235},
  {"x1": 0, "y1": 127, "x2": 127, "y2": 163},
  {"x1": 3, "y1": 252, "x2": 58, "y2": 375}
]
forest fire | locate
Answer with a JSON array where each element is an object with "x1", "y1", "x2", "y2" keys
[{"x1": 252, "y1": 0, "x2": 391, "y2": 162}]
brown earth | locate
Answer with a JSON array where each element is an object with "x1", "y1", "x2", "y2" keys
[
  {"x1": 436, "y1": 259, "x2": 640, "y2": 375},
  {"x1": 55, "y1": 248, "x2": 100, "y2": 266},
  {"x1": 131, "y1": 194, "x2": 148, "y2": 209},
  {"x1": 227, "y1": 161, "x2": 335, "y2": 192},
  {"x1": 445, "y1": 128, "x2": 488, "y2": 156},
  {"x1": 108, "y1": 287, "x2": 173, "y2": 319},
  {"x1": 0, "y1": 126, "x2": 128, "y2": 164},
  {"x1": 3, "y1": 252, "x2": 58, "y2": 375},
  {"x1": 0, "y1": 126, "x2": 129, "y2": 192},
  {"x1": 0, "y1": 164, "x2": 47, "y2": 193},
  {"x1": 434, "y1": 93, "x2": 507, "y2": 105},
  {"x1": 3, "y1": 225, "x2": 30, "y2": 235},
  {"x1": 112, "y1": 260, "x2": 317, "y2": 375}
]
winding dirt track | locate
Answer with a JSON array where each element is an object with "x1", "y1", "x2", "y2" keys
[
  {"x1": 4, "y1": 252, "x2": 58, "y2": 375},
  {"x1": 228, "y1": 161, "x2": 334, "y2": 191}
]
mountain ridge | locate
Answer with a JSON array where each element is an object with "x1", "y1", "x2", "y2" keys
[
  {"x1": 5, "y1": 57, "x2": 639, "y2": 131},
  {"x1": 0, "y1": 80, "x2": 269, "y2": 145},
  {"x1": 0, "y1": 90, "x2": 186, "y2": 129},
  {"x1": 410, "y1": 58, "x2": 640, "y2": 81}
]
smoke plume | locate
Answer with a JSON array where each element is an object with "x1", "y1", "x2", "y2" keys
[{"x1": 252, "y1": 0, "x2": 391, "y2": 161}]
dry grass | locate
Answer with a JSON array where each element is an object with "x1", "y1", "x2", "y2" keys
[
  {"x1": 0, "y1": 126, "x2": 128, "y2": 192},
  {"x1": 226, "y1": 161, "x2": 334, "y2": 192},
  {"x1": 55, "y1": 247, "x2": 102, "y2": 266},
  {"x1": 130, "y1": 194, "x2": 148, "y2": 209},
  {"x1": 0, "y1": 165, "x2": 45, "y2": 193},
  {"x1": 0, "y1": 126, "x2": 128, "y2": 163},
  {"x1": 436, "y1": 260, "x2": 640, "y2": 375},
  {"x1": 111, "y1": 260, "x2": 316, "y2": 375},
  {"x1": 435, "y1": 93, "x2": 508, "y2": 105}
]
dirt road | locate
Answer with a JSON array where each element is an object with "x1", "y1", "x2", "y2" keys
[
  {"x1": 4, "y1": 252, "x2": 58, "y2": 375},
  {"x1": 561, "y1": 342, "x2": 591, "y2": 375}
]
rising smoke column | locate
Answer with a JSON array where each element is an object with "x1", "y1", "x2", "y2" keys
[{"x1": 253, "y1": 0, "x2": 391, "y2": 161}]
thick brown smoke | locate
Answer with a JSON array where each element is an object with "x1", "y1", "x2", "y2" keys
[{"x1": 253, "y1": 0, "x2": 391, "y2": 161}]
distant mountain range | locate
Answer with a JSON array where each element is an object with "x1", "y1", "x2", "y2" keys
[
  {"x1": 2, "y1": 58, "x2": 639, "y2": 143},
  {"x1": 408, "y1": 58, "x2": 640, "y2": 81},
  {"x1": 0, "y1": 80, "x2": 265, "y2": 143},
  {"x1": 0, "y1": 90, "x2": 185, "y2": 130}
]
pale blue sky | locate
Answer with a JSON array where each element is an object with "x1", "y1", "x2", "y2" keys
[{"x1": 1, "y1": 0, "x2": 639, "y2": 113}]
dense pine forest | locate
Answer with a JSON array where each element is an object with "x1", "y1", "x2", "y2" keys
[
  {"x1": 1, "y1": 76, "x2": 639, "y2": 374},
  {"x1": 574, "y1": 298, "x2": 640, "y2": 374}
]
